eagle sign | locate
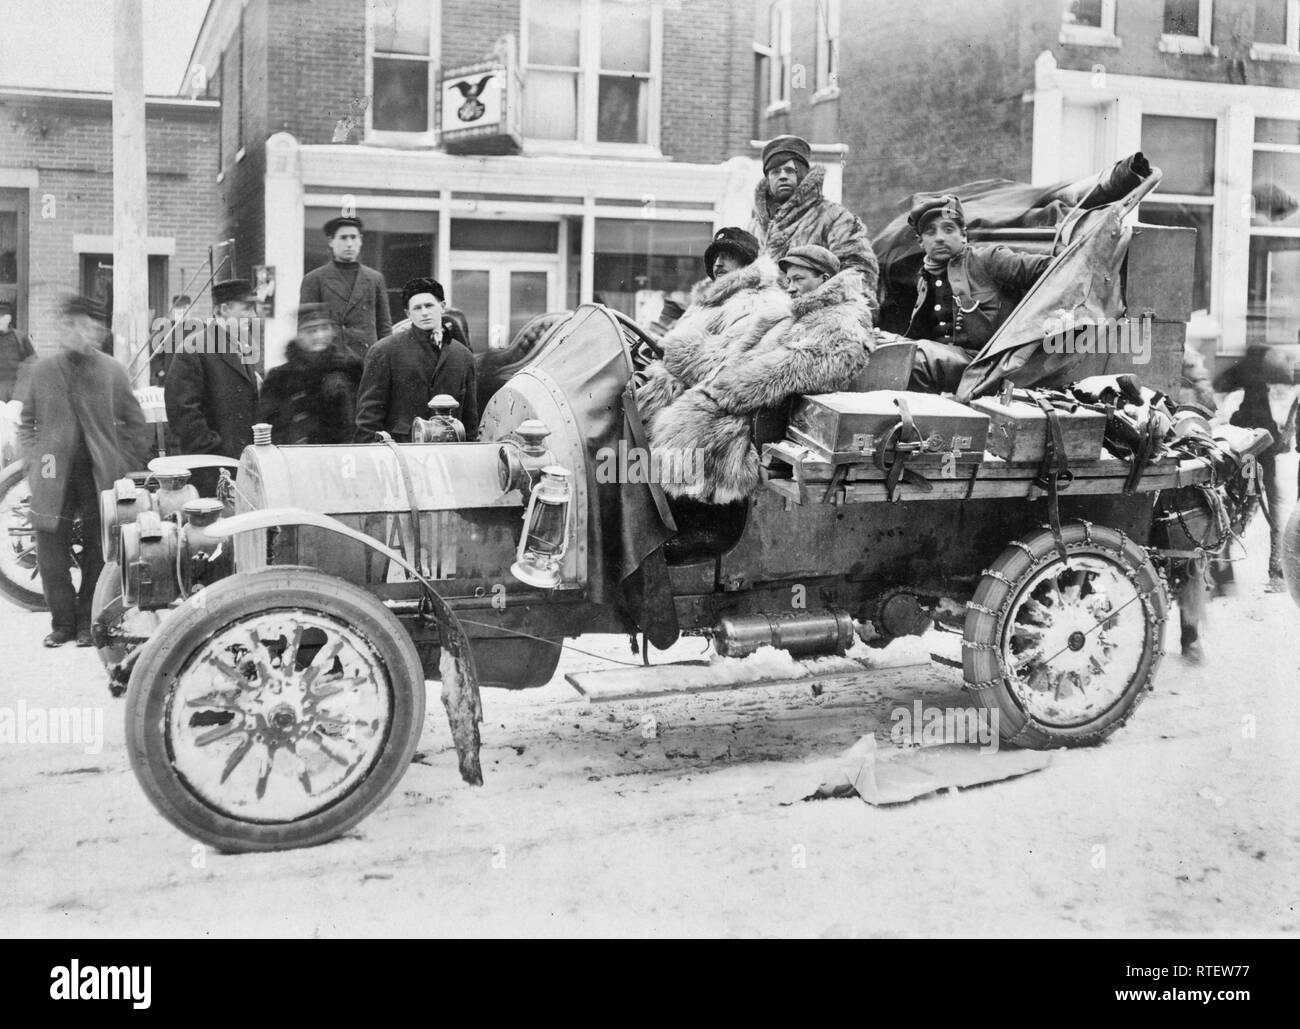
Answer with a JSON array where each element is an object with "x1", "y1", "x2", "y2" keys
[{"x1": 454, "y1": 74, "x2": 494, "y2": 122}]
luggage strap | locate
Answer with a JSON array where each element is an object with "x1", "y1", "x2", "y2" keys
[
  {"x1": 1030, "y1": 392, "x2": 1073, "y2": 563},
  {"x1": 873, "y1": 396, "x2": 934, "y2": 502},
  {"x1": 378, "y1": 432, "x2": 425, "y2": 576}
]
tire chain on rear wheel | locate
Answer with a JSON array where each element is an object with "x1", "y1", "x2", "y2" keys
[{"x1": 962, "y1": 520, "x2": 1169, "y2": 750}]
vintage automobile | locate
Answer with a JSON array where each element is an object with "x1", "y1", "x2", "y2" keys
[{"x1": 76, "y1": 162, "x2": 1273, "y2": 853}]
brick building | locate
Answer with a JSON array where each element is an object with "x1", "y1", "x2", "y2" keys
[
  {"x1": 0, "y1": 86, "x2": 220, "y2": 362},
  {"x1": 754, "y1": 0, "x2": 1300, "y2": 362},
  {"x1": 188, "y1": 0, "x2": 828, "y2": 367}
]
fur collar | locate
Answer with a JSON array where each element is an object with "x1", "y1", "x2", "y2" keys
[
  {"x1": 790, "y1": 269, "x2": 861, "y2": 319},
  {"x1": 752, "y1": 165, "x2": 828, "y2": 233},
  {"x1": 691, "y1": 255, "x2": 780, "y2": 307}
]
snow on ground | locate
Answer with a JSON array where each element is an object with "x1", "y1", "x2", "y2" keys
[{"x1": 1, "y1": 458, "x2": 1298, "y2": 938}]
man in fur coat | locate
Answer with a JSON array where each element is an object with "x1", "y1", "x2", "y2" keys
[
  {"x1": 634, "y1": 227, "x2": 791, "y2": 431},
  {"x1": 648, "y1": 244, "x2": 874, "y2": 505},
  {"x1": 750, "y1": 135, "x2": 879, "y2": 314}
]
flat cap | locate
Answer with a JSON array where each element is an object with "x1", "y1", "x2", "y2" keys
[
  {"x1": 908, "y1": 193, "x2": 966, "y2": 232},
  {"x1": 323, "y1": 215, "x2": 363, "y2": 237},
  {"x1": 778, "y1": 244, "x2": 840, "y2": 278}
]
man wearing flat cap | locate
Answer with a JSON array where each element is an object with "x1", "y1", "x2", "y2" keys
[
  {"x1": 750, "y1": 134, "x2": 879, "y2": 314},
  {"x1": 164, "y1": 278, "x2": 261, "y2": 494},
  {"x1": 298, "y1": 215, "x2": 392, "y2": 364},
  {"x1": 904, "y1": 193, "x2": 1050, "y2": 393},
  {"x1": 18, "y1": 295, "x2": 149, "y2": 646}
]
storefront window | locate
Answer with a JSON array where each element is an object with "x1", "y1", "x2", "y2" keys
[
  {"x1": 1249, "y1": 118, "x2": 1300, "y2": 344},
  {"x1": 593, "y1": 219, "x2": 711, "y2": 320},
  {"x1": 1142, "y1": 115, "x2": 1218, "y2": 313},
  {"x1": 304, "y1": 208, "x2": 438, "y2": 324}
]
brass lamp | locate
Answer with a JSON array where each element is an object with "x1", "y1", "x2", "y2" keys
[{"x1": 510, "y1": 466, "x2": 573, "y2": 588}]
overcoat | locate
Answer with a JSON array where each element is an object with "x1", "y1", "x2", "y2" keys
[
  {"x1": 298, "y1": 261, "x2": 393, "y2": 363},
  {"x1": 164, "y1": 342, "x2": 260, "y2": 460},
  {"x1": 18, "y1": 349, "x2": 150, "y2": 532},
  {"x1": 648, "y1": 268, "x2": 874, "y2": 504},
  {"x1": 257, "y1": 338, "x2": 364, "y2": 445},
  {"x1": 354, "y1": 325, "x2": 479, "y2": 442},
  {"x1": 905, "y1": 244, "x2": 1050, "y2": 351}
]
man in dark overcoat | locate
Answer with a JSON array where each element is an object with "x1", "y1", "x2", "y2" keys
[
  {"x1": 164, "y1": 279, "x2": 261, "y2": 495},
  {"x1": 298, "y1": 216, "x2": 392, "y2": 364},
  {"x1": 354, "y1": 277, "x2": 478, "y2": 443},
  {"x1": 18, "y1": 295, "x2": 149, "y2": 646}
]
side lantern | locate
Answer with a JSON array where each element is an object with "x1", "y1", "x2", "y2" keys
[
  {"x1": 411, "y1": 394, "x2": 466, "y2": 443},
  {"x1": 121, "y1": 510, "x2": 181, "y2": 610},
  {"x1": 510, "y1": 465, "x2": 573, "y2": 589},
  {"x1": 180, "y1": 497, "x2": 233, "y2": 594}
]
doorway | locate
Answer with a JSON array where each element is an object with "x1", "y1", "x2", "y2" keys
[{"x1": 448, "y1": 256, "x2": 557, "y2": 352}]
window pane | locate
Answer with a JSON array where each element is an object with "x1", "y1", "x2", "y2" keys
[
  {"x1": 524, "y1": 70, "x2": 579, "y2": 139},
  {"x1": 601, "y1": 0, "x2": 651, "y2": 72},
  {"x1": 1141, "y1": 203, "x2": 1214, "y2": 312},
  {"x1": 593, "y1": 219, "x2": 713, "y2": 317},
  {"x1": 1065, "y1": 0, "x2": 1104, "y2": 28},
  {"x1": 450, "y1": 269, "x2": 490, "y2": 350},
  {"x1": 510, "y1": 272, "x2": 550, "y2": 341},
  {"x1": 597, "y1": 75, "x2": 648, "y2": 143},
  {"x1": 1142, "y1": 115, "x2": 1216, "y2": 195},
  {"x1": 305, "y1": 208, "x2": 438, "y2": 323},
  {"x1": 1255, "y1": 0, "x2": 1287, "y2": 44},
  {"x1": 0, "y1": 211, "x2": 17, "y2": 285},
  {"x1": 529, "y1": 0, "x2": 581, "y2": 66},
  {"x1": 1164, "y1": 0, "x2": 1200, "y2": 35},
  {"x1": 451, "y1": 220, "x2": 559, "y2": 252},
  {"x1": 1256, "y1": 118, "x2": 1300, "y2": 145},
  {"x1": 1252, "y1": 151, "x2": 1300, "y2": 228},
  {"x1": 1247, "y1": 237, "x2": 1300, "y2": 345},
  {"x1": 373, "y1": 0, "x2": 431, "y2": 55},
  {"x1": 373, "y1": 57, "x2": 429, "y2": 132}
]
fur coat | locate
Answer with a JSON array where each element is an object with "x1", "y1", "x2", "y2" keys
[
  {"x1": 750, "y1": 165, "x2": 880, "y2": 313},
  {"x1": 634, "y1": 257, "x2": 791, "y2": 427},
  {"x1": 648, "y1": 269, "x2": 875, "y2": 504}
]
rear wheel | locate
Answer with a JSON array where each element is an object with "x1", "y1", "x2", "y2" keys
[
  {"x1": 125, "y1": 567, "x2": 426, "y2": 852},
  {"x1": 964, "y1": 522, "x2": 1167, "y2": 749}
]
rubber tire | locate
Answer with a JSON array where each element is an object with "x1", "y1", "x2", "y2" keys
[
  {"x1": 963, "y1": 522, "x2": 1167, "y2": 750},
  {"x1": 90, "y1": 561, "x2": 163, "y2": 671},
  {"x1": 0, "y1": 462, "x2": 46, "y2": 610},
  {"x1": 1284, "y1": 503, "x2": 1300, "y2": 611},
  {"x1": 125, "y1": 567, "x2": 427, "y2": 853}
]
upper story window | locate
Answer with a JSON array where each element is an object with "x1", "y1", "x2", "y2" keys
[
  {"x1": 767, "y1": 0, "x2": 792, "y2": 110},
  {"x1": 1140, "y1": 114, "x2": 1218, "y2": 313},
  {"x1": 1059, "y1": 0, "x2": 1121, "y2": 47},
  {"x1": 1160, "y1": 0, "x2": 1217, "y2": 55},
  {"x1": 368, "y1": 0, "x2": 441, "y2": 142},
  {"x1": 1250, "y1": 0, "x2": 1300, "y2": 61},
  {"x1": 814, "y1": 0, "x2": 840, "y2": 96},
  {"x1": 522, "y1": 0, "x2": 662, "y2": 149}
]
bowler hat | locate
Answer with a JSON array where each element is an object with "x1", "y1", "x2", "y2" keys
[
  {"x1": 762, "y1": 134, "x2": 812, "y2": 174},
  {"x1": 323, "y1": 215, "x2": 364, "y2": 237},
  {"x1": 908, "y1": 193, "x2": 966, "y2": 233},
  {"x1": 703, "y1": 227, "x2": 760, "y2": 278},
  {"x1": 778, "y1": 244, "x2": 840, "y2": 278},
  {"x1": 212, "y1": 279, "x2": 257, "y2": 307}
]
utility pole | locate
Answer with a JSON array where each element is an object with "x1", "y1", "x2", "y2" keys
[{"x1": 113, "y1": 0, "x2": 149, "y2": 382}]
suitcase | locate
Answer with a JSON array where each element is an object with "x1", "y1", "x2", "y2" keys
[
  {"x1": 969, "y1": 392, "x2": 1107, "y2": 464},
  {"x1": 788, "y1": 391, "x2": 990, "y2": 462}
]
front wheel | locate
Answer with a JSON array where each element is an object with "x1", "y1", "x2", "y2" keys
[
  {"x1": 1284, "y1": 504, "x2": 1300, "y2": 611},
  {"x1": 963, "y1": 522, "x2": 1167, "y2": 749},
  {"x1": 125, "y1": 567, "x2": 426, "y2": 852}
]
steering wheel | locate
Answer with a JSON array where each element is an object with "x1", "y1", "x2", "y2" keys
[{"x1": 610, "y1": 310, "x2": 665, "y2": 372}]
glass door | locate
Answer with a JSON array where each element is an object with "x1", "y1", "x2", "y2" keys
[{"x1": 448, "y1": 256, "x2": 557, "y2": 352}]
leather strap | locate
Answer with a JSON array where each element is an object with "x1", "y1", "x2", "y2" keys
[
  {"x1": 378, "y1": 432, "x2": 425, "y2": 576},
  {"x1": 622, "y1": 381, "x2": 677, "y2": 532},
  {"x1": 1031, "y1": 392, "x2": 1072, "y2": 563}
]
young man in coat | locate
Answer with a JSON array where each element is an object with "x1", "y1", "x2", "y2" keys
[
  {"x1": 354, "y1": 277, "x2": 479, "y2": 443},
  {"x1": 648, "y1": 244, "x2": 872, "y2": 505},
  {"x1": 750, "y1": 135, "x2": 879, "y2": 313},
  {"x1": 904, "y1": 193, "x2": 1051, "y2": 394},
  {"x1": 258, "y1": 304, "x2": 364, "y2": 445},
  {"x1": 18, "y1": 295, "x2": 149, "y2": 646},
  {"x1": 0, "y1": 301, "x2": 36, "y2": 402},
  {"x1": 163, "y1": 279, "x2": 261, "y2": 495},
  {"x1": 298, "y1": 216, "x2": 393, "y2": 364}
]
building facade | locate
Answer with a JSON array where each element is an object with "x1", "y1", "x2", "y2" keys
[
  {"x1": 755, "y1": 0, "x2": 1300, "y2": 362},
  {"x1": 0, "y1": 87, "x2": 220, "y2": 360},
  {"x1": 188, "y1": 0, "x2": 838, "y2": 367}
]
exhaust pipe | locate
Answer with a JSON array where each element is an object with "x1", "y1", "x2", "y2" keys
[{"x1": 715, "y1": 609, "x2": 855, "y2": 659}]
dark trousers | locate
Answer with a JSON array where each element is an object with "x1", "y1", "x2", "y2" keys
[
  {"x1": 36, "y1": 448, "x2": 104, "y2": 634},
  {"x1": 908, "y1": 339, "x2": 976, "y2": 393}
]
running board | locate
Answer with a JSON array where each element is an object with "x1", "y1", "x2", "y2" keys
[{"x1": 566, "y1": 653, "x2": 931, "y2": 703}]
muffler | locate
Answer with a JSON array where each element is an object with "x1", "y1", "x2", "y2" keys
[{"x1": 715, "y1": 609, "x2": 855, "y2": 659}]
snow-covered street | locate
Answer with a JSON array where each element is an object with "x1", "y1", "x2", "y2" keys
[{"x1": 2, "y1": 464, "x2": 1298, "y2": 938}]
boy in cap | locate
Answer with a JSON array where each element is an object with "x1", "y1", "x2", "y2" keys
[
  {"x1": 298, "y1": 215, "x2": 392, "y2": 363},
  {"x1": 750, "y1": 134, "x2": 879, "y2": 312},
  {"x1": 904, "y1": 193, "x2": 1050, "y2": 393},
  {"x1": 19, "y1": 295, "x2": 149, "y2": 646}
]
